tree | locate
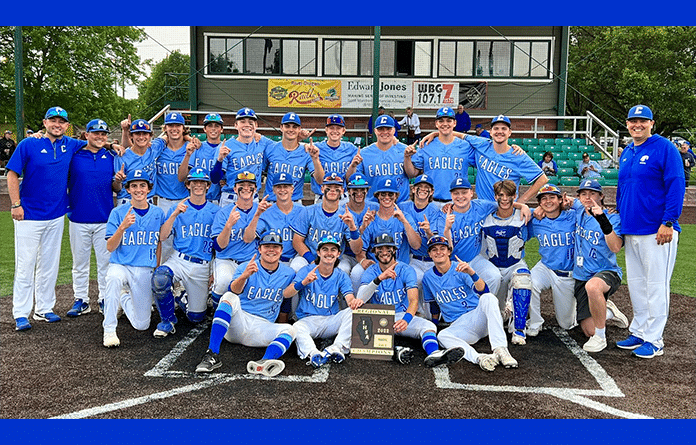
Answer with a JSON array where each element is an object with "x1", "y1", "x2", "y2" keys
[
  {"x1": 137, "y1": 50, "x2": 190, "y2": 120},
  {"x1": 567, "y1": 26, "x2": 696, "y2": 136},
  {"x1": 0, "y1": 26, "x2": 145, "y2": 132}
]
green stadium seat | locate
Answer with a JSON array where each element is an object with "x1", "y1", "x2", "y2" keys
[
  {"x1": 539, "y1": 138, "x2": 554, "y2": 145},
  {"x1": 577, "y1": 145, "x2": 592, "y2": 153},
  {"x1": 589, "y1": 152, "x2": 602, "y2": 161},
  {"x1": 560, "y1": 176, "x2": 580, "y2": 186},
  {"x1": 567, "y1": 152, "x2": 582, "y2": 162},
  {"x1": 603, "y1": 178, "x2": 618, "y2": 186},
  {"x1": 571, "y1": 138, "x2": 586, "y2": 145},
  {"x1": 304, "y1": 170, "x2": 311, "y2": 183},
  {"x1": 526, "y1": 145, "x2": 541, "y2": 153},
  {"x1": 597, "y1": 177, "x2": 608, "y2": 186},
  {"x1": 547, "y1": 175, "x2": 560, "y2": 185},
  {"x1": 557, "y1": 167, "x2": 576, "y2": 177},
  {"x1": 556, "y1": 159, "x2": 575, "y2": 169},
  {"x1": 468, "y1": 166, "x2": 476, "y2": 175},
  {"x1": 553, "y1": 152, "x2": 568, "y2": 160},
  {"x1": 602, "y1": 168, "x2": 619, "y2": 179},
  {"x1": 520, "y1": 177, "x2": 529, "y2": 185},
  {"x1": 508, "y1": 138, "x2": 522, "y2": 145},
  {"x1": 468, "y1": 174, "x2": 476, "y2": 185},
  {"x1": 560, "y1": 145, "x2": 574, "y2": 153},
  {"x1": 542, "y1": 145, "x2": 557, "y2": 152},
  {"x1": 523, "y1": 138, "x2": 538, "y2": 145},
  {"x1": 555, "y1": 138, "x2": 571, "y2": 145}
]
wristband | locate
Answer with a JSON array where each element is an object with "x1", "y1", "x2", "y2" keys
[
  {"x1": 402, "y1": 313, "x2": 413, "y2": 324},
  {"x1": 294, "y1": 281, "x2": 305, "y2": 292},
  {"x1": 373, "y1": 277, "x2": 382, "y2": 285},
  {"x1": 302, "y1": 251, "x2": 316, "y2": 263},
  {"x1": 593, "y1": 212, "x2": 613, "y2": 235},
  {"x1": 350, "y1": 230, "x2": 360, "y2": 240},
  {"x1": 11, "y1": 201, "x2": 21, "y2": 209},
  {"x1": 470, "y1": 273, "x2": 480, "y2": 282}
]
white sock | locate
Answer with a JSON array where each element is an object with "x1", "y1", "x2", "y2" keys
[{"x1": 595, "y1": 327, "x2": 606, "y2": 339}]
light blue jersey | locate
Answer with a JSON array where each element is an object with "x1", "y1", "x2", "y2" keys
[
  {"x1": 422, "y1": 262, "x2": 480, "y2": 323},
  {"x1": 211, "y1": 203, "x2": 259, "y2": 261},
  {"x1": 256, "y1": 203, "x2": 306, "y2": 261},
  {"x1": 481, "y1": 209, "x2": 529, "y2": 269},
  {"x1": 290, "y1": 203, "x2": 352, "y2": 254},
  {"x1": 411, "y1": 138, "x2": 475, "y2": 201},
  {"x1": 399, "y1": 201, "x2": 444, "y2": 259},
  {"x1": 231, "y1": 260, "x2": 296, "y2": 322},
  {"x1": 166, "y1": 200, "x2": 220, "y2": 262},
  {"x1": 189, "y1": 141, "x2": 222, "y2": 202},
  {"x1": 338, "y1": 201, "x2": 379, "y2": 258},
  {"x1": 362, "y1": 214, "x2": 418, "y2": 264},
  {"x1": 436, "y1": 200, "x2": 498, "y2": 262},
  {"x1": 155, "y1": 144, "x2": 189, "y2": 200},
  {"x1": 528, "y1": 210, "x2": 576, "y2": 271},
  {"x1": 263, "y1": 141, "x2": 314, "y2": 202},
  {"x1": 294, "y1": 265, "x2": 354, "y2": 319},
  {"x1": 356, "y1": 143, "x2": 410, "y2": 203},
  {"x1": 106, "y1": 204, "x2": 165, "y2": 268},
  {"x1": 361, "y1": 262, "x2": 417, "y2": 313},
  {"x1": 311, "y1": 140, "x2": 358, "y2": 196},
  {"x1": 572, "y1": 201, "x2": 623, "y2": 281},
  {"x1": 114, "y1": 138, "x2": 166, "y2": 201},
  {"x1": 219, "y1": 137, "x2": 270, "y2": 193}
]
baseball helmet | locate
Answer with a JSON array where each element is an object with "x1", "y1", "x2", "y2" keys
[
  {"x1": 259, "y1": 232, "x2": 283, "y2": 246},
  {"x1": 186, "y1": 168, "x2": 211, "y2": 183},
  {"x1": 236, "y1": 107, "x2": 257, "y2": 120},
  {"x1": 374, "y1": 115, "x2": 396, "y2": 129},
  {"x1": 326, "y1": 114, "x2": 346, "y2": 127},
  {"x1": 427, "y1": 235, "x2": 451, "y2": 251},
  {"x1": 436, "y1": 107, "x2": 455, "y2": 119},
  {"x1": 164, "y1": 112, "x2": 185, "y2": 125},
  {"x1": 577, "y1": 179, "x2": 602, "y2": 193},
  {"x1": 490, "y1": 115, "x2": 511, "y2": 127},
  {"x1": 536, "y1": 184, "x2": 562, "y2": 199},
  {"x1": 130, "y1": 119, "x2": 152, "y2": 134},
  {"x1": 450, "y1": 176, "x2": 472, "y2": 191},
  {"x1": 413, "y1": 174, "x2": 434, "y2": 188},
  {"x1": 272, "y1": 172, "x2": 294, "y2": 186},
  {"x1": 234, "y1": 171, "x2": 257, "y2": 185},
  {"x1": 281, "y1": 112, "x2": 301, "y2": 126},
  {"x1": 627, "y1": 105, "x2": 653, "y2": 120},
  {"x1": 124, "y1": 169, "x2": 153, "y2": 187},
  {"x1": 347, "y1": 173, "x2": 370, "y2": 189},
  {"x1": 318, "y1": 235, "x2": 342, "y2": 251},
  {"x1": 44, "y1": 106, "x2": 69, "y2": 122},
  {"x1": 372, "y1": 233, "x2": 397, "y2": 250},
  {"x1": 322, "y1": 172, "x2": 344, "y2": 187},
  {"x1": 86, "y1": 119, "x2": 110, "y2": 134},
  {"x1": 372, "y1": 177, "x2": 400, "y2": 196},
  {"x1": 203, "y1": 113, "x2": 224, "y2": 126}
]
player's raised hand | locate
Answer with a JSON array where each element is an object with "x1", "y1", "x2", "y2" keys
[
  {"x1": 454, "y1": 255, "x2": 473, "y2": 274},
  {"x1": 256, "y1": 195, "x2": 272, "y2": 214},
  {"x1": 300, "y1": 128, "x2": 316, "y2": 140},
  {"x1": 175, "y1": 199, "x2": 188, "y2": 214},
  {"x1": 378, "y1": 262, "x2": 398, "y2": 281},
  {"x1": 120, "y1": 114, "x2": 132, "y2": 131},
  {"x1": 305, "y1": 137, "x2": 320, "y2": 159},
  {"x1": 588, "y1": 197, "x2": 603, "y2": 216},
  {"x1": 114, "y1": 164, "x2": 126, "y2": 183},
  {"x1": 404, "y1": 142, "x2": 418, "y2": 158},
  {"x1": 217, "y1": 145, "x2": 230, "y2": 162},
  {"x1": 511, "y1": 144, "x2": 525, "y2": 155},
  {"x1": 226, "y1": 205, "x2": 241, "y2": 226},
  {"x1": 350, "y1": 147, "x2": 363, "y2": 167},
  {"x1": 339, "y1": 206, "x2": 356, "y2": 229},
  {"x1": 418, "y1": 214, "x2": 431, "y2": 231},
  {"x1": 444, "y1": 207, "x2": 455, "y2": 230},
  {"x1": 122, "y1": 206, "x2": 136, "y2": 229},
  {"x1": 393, "y1": 204, "x2": 406, "y2": 223},
  {"x1": 302, "y1": 265, "x2": 320, "y2": 286},
  {"x1": 242, "y1": 253, "x2": 259, "y2": 278}
]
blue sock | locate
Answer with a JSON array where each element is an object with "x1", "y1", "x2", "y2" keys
[
  {"x1": 262, "y1": 333, "x2": 293, "y2": 360},
  {"x1": 421, "y1": 331, "x2": 439, "y2": 356},
  {"x1": 208, "y1": 302, "x2": 232, "y2": 354}
]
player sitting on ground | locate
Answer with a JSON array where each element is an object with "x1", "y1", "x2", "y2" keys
[
  {"x1": 422, "y1": 235, "x2": 518, "y2": 372},
  {"x1": 195, "y1": 232, "x2": 297, "y2": 376}
]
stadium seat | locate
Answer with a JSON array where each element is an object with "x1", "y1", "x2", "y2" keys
[
  {"x1": 555, "y1": 138, "x2": 571, "y2": 146},
  {"x1": 556, "y1": 159, "x2": 575, "y2": 169},
  {"x1": 557, "y1": 167, "x2": 576, "y2": 177},
  {"x1": 589, "y1": 152, "x2": 602, "y2": 160},
  {"x1": 547, "y1": 175, "x2": 560, "y2": 185},
  {"x1": 571, "y1": 138, "x2": 586, "y2": 145},
  {"x1": 602, "y1": 168, "x2": 619, "y2": 179},
  {"x1": 468, "y1": 166, "x2": 476, "y2": 175},
  {"x1": 560, "y1": 176, "x2": 580, "y2": 186},
  {"x1": 567, "y1": 152, "x2": 582, "y2": 162},
  {"x1": 508, "y1": 138, "x2": 522, "y2": 145},
  {"x1": 553, "y1": 151, "x2": 568, "y2": 160},
  {"x1": 539, "y1": 138, "x2": 554, "y2": 145},
  {"x1": 468, "y1": 174, "x2": 476, "y2": 185},
  {"x1": 560, "y1": 145, "x2": 574, "y2": 153},
  {"x1": 603, "y1": 178, "x2": 618, "y2": 186},
  {"x1": 523, "y1": 138, "x2": 538, "y2": 145}
]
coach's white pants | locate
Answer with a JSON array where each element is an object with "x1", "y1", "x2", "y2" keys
[
  {"x1": 294, "y1": 308, "x2": 353, "y2": 359},
  {"x1": 212, "y1": 258, "x2": 241, "y2": 296},
  {"x1": 103, "y1": 264, "x2": 154, "y2": 333},
  {"x1": 221, "y1": 292, "x2": 296, "y2": 346},
  {"x1": 624, "y1": 232, "x2": 679, "y2": 349},
  {"x1": 436, "y1": 293, "x2": 508, "y2": 365},
  {"x1": 164, "y1": 254, "x2": 212, "y2": 315},
  {"x1": 529, "y1": 262, "x2": 576, "y2": 331},
  {"x1": 156, "y1": 197, "x2": 182, "y2": 263},
  {"x1": 12, "y1": 216, "x2": 64, "y2": 319},
  {"x1": 69, "y1": 221, "x2": 110, "y2": 304},
  {"x1": 469, "y1": 254, "x2": 502, "y2": 296}
]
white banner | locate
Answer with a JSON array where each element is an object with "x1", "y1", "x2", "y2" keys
[
  {"x1": 412, "y1": 81, "x2": 460, "y2": 109},
  {"x1": 342, "y1": 79, "x2": 412, "y2": 109}
]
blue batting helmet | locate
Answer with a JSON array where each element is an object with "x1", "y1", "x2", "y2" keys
[{"x1": 186, "y1": 168, "x2": 211, "y2": 183}]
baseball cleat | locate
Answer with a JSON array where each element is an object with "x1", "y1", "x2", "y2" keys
[
  {"x1": 424, "y1": 347, "x2": 465, "y2": 368},
  {"x1": 478, "y1": 353, "x2": 499, "y2": 372},
  {"x1": 632, "y1": 341, "x2": 664, "y2": 359},
  {"x1": 616, "y1": 335, "x2": 644, "y2": 350},
  {"x1": 103, "y1": 331, "x2": 120, "y2": 348},
  {"x1": 247, "y1": 359, "x2": 285, "y2": 377},
  {"x1": 98, "y1": 300, "x2": 104, "y2": 314},
  {"x1": 511, "y1": 331, "x2": 527, "y2": 345},
  {"x1": 15, "y1": 317, "x2": 32, "y2": 331},
  {"x1": 393, "y1": 346, "x2": 414, "y2": 365},
  {"x1": 33, "y1": 312, "x2": 61, "y2": 323},
  {"x1": 583, "y1": 334, "x2": 607, "y2": 353},
  {"x1": 153, "y1": 321, "x2": 176, "y2": 338},
  {"x1": 196, "y1": 349, "x2": 222, "y2": 373},
  {"x1": 309, "y1": 352, "x2": 331, "y2": 369},
  {"x1": 327, "y1": 350, "x2": 346, "y2": 364},
  {"x1": 526, "y1": 326, "x2": 541, "y2": 337},
  {"x1": 493, "y1": 347, "x2": 518, "y2": 368},
  {"x1": 67, "y1": 299, "x2": 91, "y2": 317},
  {"x1": 606, "y1": 300, "x2": 629, "y2": 329}
]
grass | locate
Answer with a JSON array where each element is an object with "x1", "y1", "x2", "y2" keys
[{"x1": 0, "y1": 212, "x2": 694, "y2": 298}]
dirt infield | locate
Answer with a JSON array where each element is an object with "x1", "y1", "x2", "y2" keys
[{"x1": 1, "y1": 281, "x2": 693, "y2": 420}]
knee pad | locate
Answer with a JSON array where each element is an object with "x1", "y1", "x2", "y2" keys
[{"x1": 151, "y1": 266, "x2": 174, "y2": 298}]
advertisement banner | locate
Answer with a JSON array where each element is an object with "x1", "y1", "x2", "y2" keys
[
  {"x1": 342, "y1": 79, "x2": 411, "y2": 109},
  {"x1": 459, "y1": 82, "x2": 487, "y2": 110},
  {"x1": 411, "y1": 81, "x2": 459, "y2": 109},
  {"x1": 267, "y1": 79, "x2": 342, "y2": 108}
]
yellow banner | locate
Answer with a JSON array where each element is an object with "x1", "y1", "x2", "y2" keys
[{"x1": 268, "y1": 79, "x2": 341, "y2": 108}]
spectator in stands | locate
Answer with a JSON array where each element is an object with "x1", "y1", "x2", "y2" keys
[
  {"x1": 1, "y1": 130, "x2": 17, "y2": 170},
  {"x1": 398, "y1": 107, "x2": 422, "y2": 145},
  {"x1": 454, "y1": 104, "x2": 472, "y2": 134},
  {"x1": 388, "y1": 111, "x2": 401, "y2": 138},
  {"x1": 538, "y1": 151, "x2": 558, "y2": 176},
  {"x1": 679, "y1": 141, "x2": 695, "y2": 187},
  {"x1": 475, "y1": 124, "x2": 491, "y2": 139},
  {"x1": 578, "y1": 152, "x2": 601, "y2": 178}
]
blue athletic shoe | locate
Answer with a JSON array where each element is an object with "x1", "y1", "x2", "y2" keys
[
  {"x1": 67, "y1": 299, "x2": 91, "y2": 317},
  {"x1": 33, "y1": 312, "x2": 61, "y2": 323},
  {"x1": 15, "y1": 317, "x2": 32, "y2": 331},
  {"x1": 328, "y1": 350, "x2": 345, "y2": 364},
  {"x1": 310, "y1": 352, "x2": 331, "y2": 369},
  {"x1": 616, "y1": 335, "x2": 644, "y2": 350},
  {"x1": 153, "y1": 321, "x2": 176, "y2": 338},
  {"x1": 98, "y1": 300, "x2": 104, "y2": 314},
  {"x1": 632, "y1": 341, "x2": 663, "y2": 359}
]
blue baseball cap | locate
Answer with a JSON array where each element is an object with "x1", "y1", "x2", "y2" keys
[
  {"x1": 490, "y1": 115, "x2": 511, "y2": 127},
  {"x1": 124, "y1": 169, "x2": 153, "y2": 186},
  {"x1": 164, "y1": 112, "x2": 185, "y2": 125},
  {"x1": 536, "y1": 184, "x2": 562, "y2": 199},
  {"x1": 86, "y1": 119, "x2": 110, "y2": 134},
  {"x1": 44, "y1": 107, "x2": 69, "y2": 122},
  {"x1": 413, "y1": 174, "x2": 434, "y2": 188},
  {"x1": 427, "y1": 235, "x2": 451, "y2": 251},
  {"x1": 259, "y1": 232, "x2": 283, "y2": 246},
  {"x1": 347, "y1": 173, "x2": 370, "y2": 189},
  {"x1": 272, "y1": 172, "x2": 294, "y2": 186},
  {"x1": 236, "y1": 107, "x2": 257, "y2": 120},
  {"x1": 475, "y1": 124, "x2": 483, "y2": 129},
  {"x1": 326, "y1": 114, "x2": 346, "y2": 127},
  {"x1": 373, "y1": 177, "x2": 400, "y2": 196},
  {"x1": 436, "y1": 107, "x2": 455, "y2": 119},
  {"x1": 203, "y1": 113, "x2": 224, "y2": 126},
  {"x1": 318, "y1": 235, "x2": 342, "y2": 251},
  {"x1": 372, "y1": 233, "x2": 397, "y2": 249},
  {"x1": 374, "y1": 115, "x2": 396, "y2": 129},
  {"x1": 577, "y1": 179, "x2": 602, "y2": 193},
  {"x1": 130, "y1": 119, "x2": 152, "y2": 134},
  {"x1": 186, "y1": 167, "x2": 211, "y2": 183},
  {"x1": 627, "y1": 105, "x2": 653, "y2": 120},
  {"x1": 322, "y1": 172, "x2": 345, "y2": 186},
  {"x1": 450, "y1": 177, "x2": 472, "y2": 191},
  {"x1": 281, "y1": 112, "x2": 301, "y2": 126},
  {"x1": 683, "y1": 141, "x2": 691, "y2": 146}
]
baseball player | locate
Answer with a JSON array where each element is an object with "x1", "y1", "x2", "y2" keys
[
  {"x1": 616, "y1": 104, "x2": 685, "y2": 358},
  {"x1": 102, "y1": 169, "x2": 166, "y2": 348},
  {"x1": 569, "y1": 179, "x2": 629, "y2": 353},
  {"x1": 150, "y1": 168, "x2": 220, "y2": 337},
  {"x1": 179, "y1": 113, "x2": 225, "y2": 204},
  {"x1": 356, "y1": 233, "x2": 466, "y2": 367},
  {"x1": 422, "y1": 235, "x2": 518, "y2": 372},
  {"x1": 292, "y1": 235, "x2": 355, "y2": 368},
  {"x1": 8, "y1": 106, "x2": 88, "y2": 330},
  {"x1": 311, "y1": 114, "x2": 359, "y2": 204},
  {"x1": 210, "y1": 171, "x2": 260, "y2": 310},
  {"x1": 527, "y1": 184, "x2": 578, "y2": 336},
  {"x1": 195, "y1": 232, "x2": 297, "y2": 376},
  {"x1": 66, "y1": 119, "x2": 119, "y2": 317},
  {"x1": 262, "y1": 112, "x2": 324, "y2": 203}
]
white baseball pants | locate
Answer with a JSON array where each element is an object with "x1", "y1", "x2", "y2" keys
[
  {"x1": 69, "y1": 221, "x2": 110, "y2": 304},
  {"x1": 529, "y1": 261, "x2": 576, "y2": 331},
  {"x1": 221, "y1": 292, "x2": 295, "y2": 346},
  {"x1": 103, "y1": 264, "x2": 154, "y2": 333},
  {"x1": 294, "y1": 308, "x2": 353, "y2": 359}
]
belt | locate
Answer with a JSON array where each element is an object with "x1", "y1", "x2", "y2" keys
[
  {"x1": 412, "y1": 254, "x2": 433, "y2": 262},
  {"x1": 553, "y1": 270, "x2": 571, "y2": 278},
  {"x1": 178, "y1": 252, "x2": 209, "y2": 265},
  {"x1": 433, "y1": 198, "x2": 450, "y2": 203},
  {"x1": 280, "y1": 256, "x2": 293, "y2": 262}
]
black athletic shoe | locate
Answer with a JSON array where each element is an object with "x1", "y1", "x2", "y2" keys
[{"x1": 196, "y1": 349, "x2": 222, "y2": 373}]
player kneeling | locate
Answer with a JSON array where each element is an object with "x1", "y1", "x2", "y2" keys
[
  {"x1": 355, "y1": 233, "x2": 465, "y2": 367},
  {"x1": 422, "y1": 236, "x2": 517, "y2": 371},
  {"x1": 293, "y1": 236, "x2": 355, "y2": 368},
  {"x1": 195, "y1": 233, "x2": 297, "y2": 376}
]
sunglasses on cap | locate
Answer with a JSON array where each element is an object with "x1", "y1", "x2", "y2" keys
[{"x1": 237, "y1": 172, "x2": 257, "y2": 181}]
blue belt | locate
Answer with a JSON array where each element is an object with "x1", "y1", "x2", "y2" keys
[
  {"x1": 178, "y1": 252, "x2": 208, "y2": 265},
  {"x1": 280, "y1": 256, "x2": 293, "y2": 262},
  {"x1": 553, "y1": 270, "x2": 571, "y2": 278},
  {"x1": 412, "y1": 254, "x2": 432, "y2": 262}
]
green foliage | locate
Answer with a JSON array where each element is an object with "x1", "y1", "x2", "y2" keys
[
  {"x1": 567, "y1": 26, "x2": 696, "y2": 136},
  {"x1": 0, "y1": 26, "x2": 145, "y2": 131},
  {"x1": 137, "y1": 50, "x2": 190, "y2": 120}
]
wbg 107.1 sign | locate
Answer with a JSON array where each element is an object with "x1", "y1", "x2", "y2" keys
[{"x1": 412, "y1": 82, "x2": 459, "y2": 109}]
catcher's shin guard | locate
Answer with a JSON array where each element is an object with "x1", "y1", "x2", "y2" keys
[
  {"x1": 510, "y1": 268, "x2": 532, "y2": 334},
  {"x1": 152, "y1": 266, "x2": 177, "y2": 323}
]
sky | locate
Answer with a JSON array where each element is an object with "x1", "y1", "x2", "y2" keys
[{"x1": 124, "y1": 26, "x2": 190, "y2": 100}]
